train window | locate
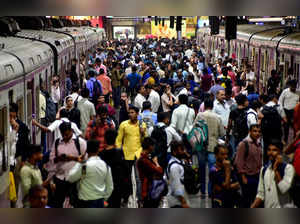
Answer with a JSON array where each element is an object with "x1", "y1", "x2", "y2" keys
[
  {"x1": 8, "y1": 90, "x2": 13, "y2": 104},
  {"x1": 281, "y1": 54, "x2": 284, "y2": 63},
  {"x1": 29, "y1": 57, "x2": 35, "y2": 66},
  {"x1": 51, "y1": 65, "x2": 53, "y2": 76},
  {"x1": 4, "y1": 64, "x2": 14, "y2": 76},
  {"x1": 16, "y1": 98, "x2": 24, "y2": 121}
]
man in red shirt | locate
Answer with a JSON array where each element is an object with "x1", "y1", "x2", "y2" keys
[
  {"x1": 85, "y1": 106, "x2": 115, "y2": 152},
  {"x1": 97, "y1": 68, "x2": 112, "y2": 103}
]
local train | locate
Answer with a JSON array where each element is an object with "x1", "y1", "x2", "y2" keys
[
  {"x1": 197, "y1": 24, "x2": 300, "y2": 93},
  {"x1": 0, "y1": 17, "x2": 105, "y2": 205}
]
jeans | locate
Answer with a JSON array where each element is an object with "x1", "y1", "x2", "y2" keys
[
  {"x1": 78, "y1": 198, "x2": 104, "y2": 208},
  {"x1": 193, "y1": 150, "x2": 207, "y2": 194},
  {"x1": 207, "y1": 152, "x2": 216, "y2": 196},
  {"x1": 112, "y1": 86, "x2": 121, "y2": 108},
  {"x1": 49, "y1": 177, "x2": 72, "y2": 208}
]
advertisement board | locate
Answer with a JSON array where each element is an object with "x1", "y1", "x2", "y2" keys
[
  {"x1": 113, "y1": 26, "x2": 135, "y2": 40},
  {"x1": 151, "y1": 20, "x2": 186, "y2": 39}
]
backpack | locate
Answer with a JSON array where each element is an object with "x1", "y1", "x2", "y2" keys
[
  {"x1": 187, "y1": 119, "x2": 208, "y2": 154},
  {"x1": 151, "y1": 125, "x2": 168, "y2": 169},
  {"x1": 233, "y1": 109, "x2": 249, "y2": 141},
  {"x1": 54, "y1": 136, "x2": 81, "y2": 161},
  {"x1": 167, "y1": 161, "x2": 201, "y2": 195},
  {"x1": 91, "y1": 80, "x2": 102, "y2": 105},
  {"x1": 42, "y1": 92, "x2": 57, "y2": 123},
  {"x1": 140, "y1": 112, "x2": 155, "y2": 134},
  {"x1": 261, "y1": 105, "x2": 282, "y2": 137}
]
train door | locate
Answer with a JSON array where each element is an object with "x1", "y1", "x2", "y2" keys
[
  {"x1": 27, "y1": 79, "x2": 33, "y2": 143},
  {"x1": 0, "y1": 106, "x2": 8, "y2": 178}
]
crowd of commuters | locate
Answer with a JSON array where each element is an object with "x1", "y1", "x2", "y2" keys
[{"x1": 6, "y1": 37, "x2": 300, "y2": 208}]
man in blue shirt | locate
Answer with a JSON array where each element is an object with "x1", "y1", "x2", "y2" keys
[
  {"x1": 127, "y1": 65, "x2": 142, "y2": 97},
  {"x1": 86, "y1": 70, "x2": 103, "y2": 98}
]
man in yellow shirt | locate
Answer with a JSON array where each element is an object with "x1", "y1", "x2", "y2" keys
[{"x1": 115, "y1": 105, "x2": 147, "y2": 204}]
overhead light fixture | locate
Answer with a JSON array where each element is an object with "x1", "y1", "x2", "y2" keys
[{"x1": 249, "y1": 17, "x2": 284, "y2": 22}]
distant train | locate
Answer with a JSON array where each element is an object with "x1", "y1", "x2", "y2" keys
[
  {"x1": 197, "y1": 24, "x2": 300, "y2": 93},
  {"x1": 0, "y1": 17, "x2": 105, "y2": 205}
]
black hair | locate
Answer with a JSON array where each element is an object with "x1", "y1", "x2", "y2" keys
[
  {"x1": 269, "y1": 94, "x2": 278, "y2": 101},
  {"x1": 170, "y1": 141, "x2": 185, "y2": 154},
  {"x1": 59, "y1": 122, "x2": 72, "y2": 135},
  {"x1": 204, "y1": 98, "x2": 214, "y2": 109},
  {"x1": 59, "y1": 109, "x2": 69, "y2": 119},
  {"x1": 268, "y1": 139, "x2": 283, "y2": 152},
  {"x1": 88, "y1": 70, "x2": 96, "y2": 77},
  {"x1": 72, "y1": 84, "x2": 80, "y2": 93},
  {"x1": 157, "y1": 112, "x2": 170, "y2": 123},
  {"x1": 225, "y1": 88, "x2": 232, "y2": 96},
  {"x1": 95, "y1": 58, "x2": 102, "y2": 63},
  {"x1": 104, "y1": 129, "x2": 118, "y2": 146},
  {"x1": 9, "y1": 103, "x2": 18, "y2": 113},
  {"x1": 235, "y1": 93, "x2": 248, "y2": 106},
  {"x1": 65, "y1": 96, "x2": 73, "y2": 104},
  {"x1": 249, "y1": 124, "x2": 260, "y2": 131},
  {"x1": 202, "y1": 68, "x2": 208, "y2": 75},
  {"x1": 178, "y1": 94, "x2": 188, "y2": 105},
  {"x1": 259, "y1": 94, "x2": 269, "y2": 104},
  {"x1": 129, "y1": 105, "x2": 139, "y2": 113},
  {"x1": 99, "y1": 68, "x2": 105, "y2": 75},
  {"x1": 132, "y1": 65, "x2": 137, "y2": 72},
  {"x1": 87, "y1": 140, "x2": 100, "y2": 154},
  {"x1": 26, "y1": 144, "x2": 42, "y2": 158},
  {"x1": 97, "y1": 105, "x2": 108, "y2": 115},
  {"x1": 247, "y1": 85, "x2": 255, "y2": 94},
  {"x1": 289, "y1": 79, "x2": 297, "y2": 88},
  {"x1": 214, "y1": 144, "x2": 228, "y2": 155},
  {"x1": 142, "y1": 101, "x2": 152, "y2": 111},
  {"x1": 142, "y1": 137, "x2": 155, "y2": 150},
  {"x1": 28, "y1": 185, "x2": 47, "y2": 199},
  {"x1": 145, "y1": 84, "x2": 152, "y2": 90},
  {"x1": 136, "y1": 84, "x2": 144, "y2": 93},
  {"x1": 250, "y1": 100, "x2": 261, "y2": 110},
  {"x1": 81, "y1": 88, "x2": 90, "y2": 98}
]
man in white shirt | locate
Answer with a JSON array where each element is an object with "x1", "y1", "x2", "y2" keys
[
  {"x1": 278, "y1": 80, "x2": 300, "y2": 143},
  {"x1": 167, "y1": 141, "x2": 190, "y2": 208},
  {"x1": 251, "y1": 140, "x2": 295, "y2": 208},
  {"x1": 145, "y1": 84, "x2": 161, "y2": 113},
  {"x1": 32, "y1": 109, "x2": 82, "y2": 141},
  {"x1": 64, "y1": 84, "x2": 82, "y2": 107},
  {"x1": 171, "y1": 94, "x2": 195, "y2": 135},
  {"x1": 213, "y1": 89, "x2": 230, "y2": 129},
  {"x1": 134, "y1": 85, "x2": 147, "y2": 112},
  {"x1": 67, "y1": 140, "x2": 113, "y2": 208}
]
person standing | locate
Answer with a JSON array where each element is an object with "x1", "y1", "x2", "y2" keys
[
  {"x1": 51, "y1": 76, "x2": 61, "y2": 113},
  {"x1": 67, "y1": 140, "x2": 113, "y2": 208},
  {"x1": 194, "y1": 98, "x2": 225, "y2": 197},
  {"x1": 99, "y1": 129, "x2": 129, "y2": 208},
  {"x1": 171, "y1": 94, "x2": 195, "y2": 135},
  {"x1": 127, "y1": 65, "x2": 142, "y2": 100},
  {"x1": 210, "y1": 144, "x2": 241, "y2": 208},
  {"x1": 85, "y1": 106, "x2": 115, "y2": 152},
  {"x1": 46, "y1": 122, "x2": 87, "y2": 208},
  {"x1": 279, "y1": 80, "x2": 299, "y2": 144},
  {"x1": 111, "y1": 62, "x2": 124, "y2": 108},
  {"x1": 115, "y1": 106, "x2": 147, "y2": 204},
  {"x1": 97, "y1": 68, "x2": 112, "y2": 104},
  {"x1": 213, "y1": 89, "x2": 230, "y2": 129},
  {"x1": 251, "y1": 140, "x2": 295, "y2": 208},
  {"x1": 134, "y1": 85, "x2": 147, "y2": 112},
  {"x1": 145, "y1": 84, "x2": 161, "y2": 113},
  {"x1": 20, "y1": 145, "x2": 49, "y2": 207},
  {"x1": 76, "y1": 88, "x2": 96, "y2": 135},
  {"x1": 137, "y1": 137, "x2": 164, "y2": 208},
  {"x1": 167, "y1": 141, "x2": 190, "y2": 208},
  {"x1": 234, "y1": 124, "x2": 262, "y2": 208}
]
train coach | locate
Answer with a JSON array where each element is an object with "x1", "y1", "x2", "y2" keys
[
  {"x1": 197, "y1": 24, "x2": 300, "y2": 93},
  {"x1": 0, "y1": 16, "x2": 106, "y2": 207}
]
